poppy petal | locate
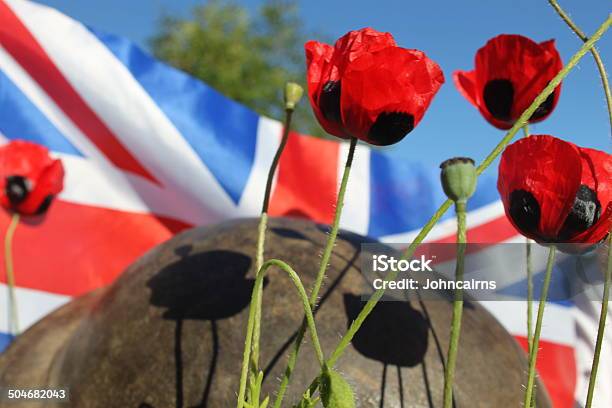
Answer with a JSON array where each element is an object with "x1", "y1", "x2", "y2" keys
[
  {"x1": 332, "y1": 27, "x2": 396, "y2": 73},
  {"x1": 305, "y1": 40, "x2": 347, "y2": 138},
  {"x1": 453, "y1": 70, "x2": 478, "y2": 110},
  {"x1": 17, "y1": 159, "x2": 64, "y2": 215},
  {"x1": 567, "y1": 203, "x2": 611, "y2": 245},
  {"x1": 558, "y1": 147, "x2": 612, "y2": 243},
  {"x1": 456, "y1": 34, "x2": 562, "y2": 129},
  {"x1": 513, "y1": 40, "x2": 562, "y2": 124},
  {"x1": 497, "y1": 135, "x2": 582, "y2": 241},
  {"x1": 0, "y1": 140, "x2": 64, "y2": 215},
  {"x1": 0, "y1": 140, "x2": 55, "y2": 182},
  {"x1": 340, "y1": 47, "x2": 444, "y2": 145},
  {"x1": 578, "y1": 147, "x2": 612, "y2": 209}
]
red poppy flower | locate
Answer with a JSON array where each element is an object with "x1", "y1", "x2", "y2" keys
[
  {"x1": 305, "y1": 27, "x2": 444, "y2": 146},
  {"x1": 497, "y1": 135, "x2": 611, "y2": 248},
  {"x1": 454, "y1": 34, "x2": 563, "y2": 130},
  {"x1": 0, "y1": 140, "x2": 64, "y2": 215}
]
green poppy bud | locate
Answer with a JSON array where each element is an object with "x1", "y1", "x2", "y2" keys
[
  {"x1": 320, "y1": 366, "x2": 355, "y2": 408},
  {"x1": 284, "y1": 82, "x2": 304, "y2": 110},
  {"x1": 440, "y1": 157, "x2": 477, "y2": 203}
]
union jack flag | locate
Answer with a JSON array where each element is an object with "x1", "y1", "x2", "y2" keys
[{"x1": 0, "y1": 1, "x2": 608, "y2": 406}]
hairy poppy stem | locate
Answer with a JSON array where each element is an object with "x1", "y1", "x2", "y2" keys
[
  {"x1": 524, "y1": 246, "x2": 556, "y2": 408},
  {"x1": 272, "y1": 136, "x2": 358, "y2": 408},
  {"x1": 297, "y1": 15, "x2": 611, "y2": 400},
  {"x1": 237, "y1": 259, "x2": 325, "y2": 408},
  {"x1": 547, "y1": 4, "x2": 612, "y2": 406},
  {"x1": 443, "y1": 200, "x2": 467, "y2": 408},
  {"x1": 4, "y1": 212, "x2": 20, "y2": 336},
  {"x1": 526, "y1": 236, "x2": 534, "y2": 353},
  {"x1": 584, "y1": 234, "x2": 612, "y2": 407},
  {"x1": 522, "y1": 124, "x2": 535, "y2": 398},
  {"x1": 548, "y1": 1, "x2": 612, "y2": 135},
  {"x1": 251, "y1": 108, "x2": 294, "y2": 374}
]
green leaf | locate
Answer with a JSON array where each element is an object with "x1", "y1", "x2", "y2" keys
[
  {"x1": 292, "y1": 390, "x2": 319, "y2": 408},
  {"x1": 320, "y1": 366, "x2": 355, "y2": 408}
]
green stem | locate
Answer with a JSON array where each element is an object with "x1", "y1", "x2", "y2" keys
[
  {"x1": 548, "y1": 1, "x2": 612, "y2": 134},
  {"x1": 4, "y1": 212, "x2": 20, "y2": 336},
  {"x1": 521, "y1": 124, "x2": 530, "y2": 138},
  {"x1": 443, "y1": 201, "x2": 467, "y2": 408},
  {"x1": 272, "y1": 136, "x2": 358, "y2": 408},
  {"x1": 585, "y1": 234, "x2": 612, "y2": 407},
  {"x1": 311, "y1": 136, "x2": 357, "y2": 310},
  {"x1": 251, "y1": 108, "x2": 293, "y2": 372},
  {"x1": 546, "y1": 5, "x2": 612, "y2": 406},
  {"x1": 526, "y1": 238, "x2": 534, "y2": 355},
  {"x1": 237, "y1": 259, "x2": 325, "y2": 408},
  {"x1": 522, "y1": 124, "x2": 534, "y2": 361},
  {"x1": 297, "y1": 15, "x2": 612, "y2": 399},
  {"x1": 260, "y1": 109, "x2": 293, "y2": 216},
  {"x1": 524, "y1": 246, "x2": 557, "y2": 408}
]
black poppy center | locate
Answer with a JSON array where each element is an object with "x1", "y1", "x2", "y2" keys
[
  {"x1": 558, "y1": 185, "x2": 601, "y2": 240},
  {"x1": 509, "y1": 189, "x2": 541, "y2": 237},
  {"x1": 319, "y1": 80, "x2": 342, "y2": 123},
  {"x1": 529, "y1": 86, "x2": 557, "y2": 121},
  {"x1": 483, "y1": 79, "x2": 514, "y2": 122},
  {"x1": 36, "y1": 195, "x2": 54, "y2": 215},
  {"x1": 6, "y1": 175, "x2": 30, "y2": 205},
  {"x1": 367, "y1": 112, "x2": 415, "y2": 146}
]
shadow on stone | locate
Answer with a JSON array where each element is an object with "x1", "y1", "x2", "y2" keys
[
  {"x1": 147, "y1": 249, "x2": 255, "y2": 321},
  {"x1": 146, "y1": 249, "x2": 255, "y2": 408},
  {"x1": 270, "y1": 227, "x2": 310, "y2": 241},
  {"x1": 343, "y1": 294, "x2": 428, "y2": 367}
]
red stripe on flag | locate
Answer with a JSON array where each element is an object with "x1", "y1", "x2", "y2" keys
[
  {"x1": 269, "y1": 131, "x2": 339, "y2": 225},
  {"x1": 0, "y1": 0, "x2": 158, "y2": 184},
  {"x1": 0, "y1": 200, "x2": 189, "y2": 296},
  {"x1": 431, "y1": 213, "x2": 518, "y2": 245},
  {"x1": 515, "y1": 336, "x2": 576, "y2": 408},
  {"x1": 411, "y1": 215, "x2": 520, "y2": 263}
]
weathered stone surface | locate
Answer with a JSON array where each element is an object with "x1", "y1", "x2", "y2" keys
[{"x1": 0, "y1": 217, "x2": 550, "y2": 407}]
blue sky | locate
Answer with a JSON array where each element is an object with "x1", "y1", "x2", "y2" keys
[{"x1": 35, "y1": 0, "x2": 611, "y2": 176}]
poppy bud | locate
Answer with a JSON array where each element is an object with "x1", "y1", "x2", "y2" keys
[
  {"x1": 320, "y1": 365, "x2": 355, "y2": 408},
  {"x1": 284, "y1": 82, "x2": 304, "y2": 111},
  {"x1": 440, "y1": 157, "x2": 477, "y2": 203}
]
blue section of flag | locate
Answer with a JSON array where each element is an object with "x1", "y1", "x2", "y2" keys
[
  {"x1": 368, "y1": 152, "x2": 502, "y2": 237},
  {"x1": 466, "y1": 173, "x2": 500, "y2": 211},
  {"x1": 91, "y1": 29, "x2": 259, "y2": 204},
  {"x1": 368, "y1": 151, "x2": 450, "y2": 237},
  {"x1": 0, "y1": 332, "x2": 13, "y2": 353},
  {"x1": 0, "y1": 71, "x2": 82, "y2": 156},
  {"x1": 497, "y1": 268, "x2": 574, "y2": 307}
]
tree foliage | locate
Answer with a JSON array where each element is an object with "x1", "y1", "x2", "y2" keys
[{"x1": 150, "y1": 0, "x2": 324, "y2": 136}]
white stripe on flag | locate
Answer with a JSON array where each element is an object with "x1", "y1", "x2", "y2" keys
[
  {"x1": 5, "y1": 0, "x2": 237, "y2": 225},
  {"x1": 481, "y1": 300, "x2": 575, "y2": 346},
  {"x1": 380, "y1": 200, "x2": 507, "y2": 243},
  {"x1": 237, "y1": 117, "x2": 282, "y2": 215},
  {"x1": 0, "y1": 283, "x2": 70, "y2": 334},
  {"x1": 0, "y1": 45, "x2": 159, "y2": 213},
  {"x1": 338, "y1": 141, "x2": 371, "y2": 236}
]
